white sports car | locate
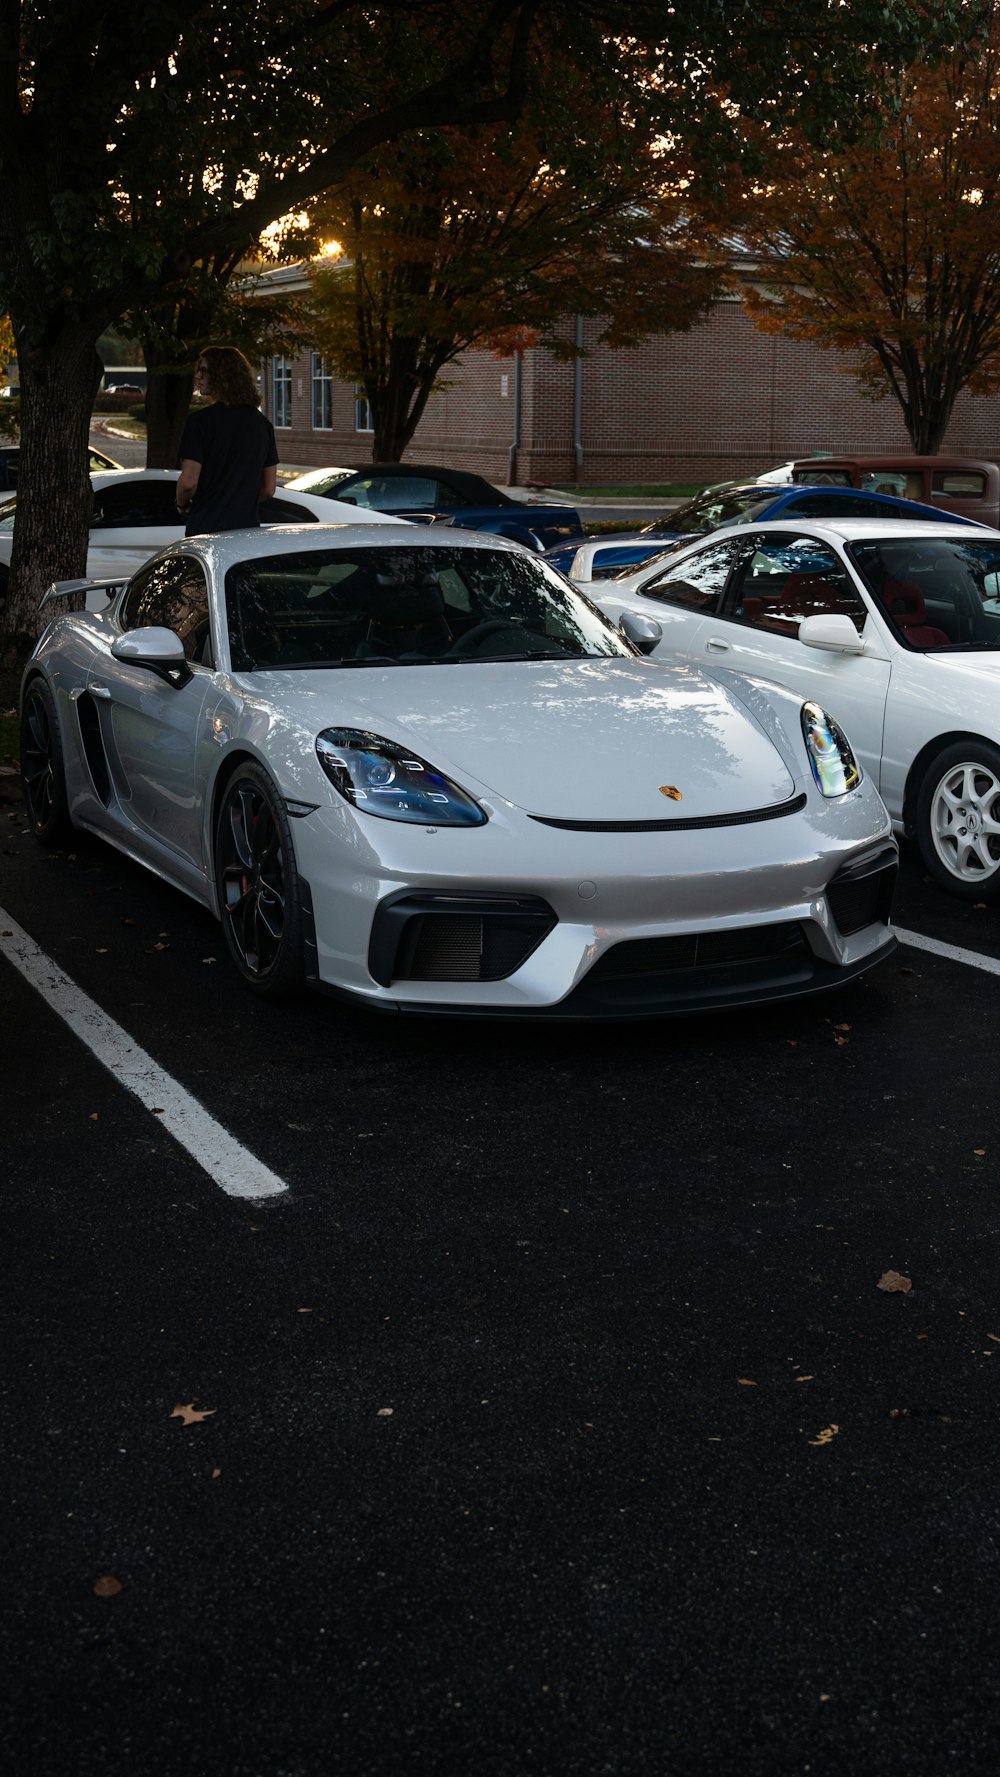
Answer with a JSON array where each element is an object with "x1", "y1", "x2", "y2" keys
[
  {"x1": 0, "y1": 468, "x2": 404, "y2": 606},
  {"x1": 20, "y1": 526, "x2": 897, "y2": 1016},
  {"x1": 593, "y1": 517, "x2": 1000, "y2": 900}
]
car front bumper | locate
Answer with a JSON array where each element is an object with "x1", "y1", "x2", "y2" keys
[{"x1": 288, "y1": 780, "x2": 898, "y2": 1018}]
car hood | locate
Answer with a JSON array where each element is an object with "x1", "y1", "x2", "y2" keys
[{"x1": 255, "y1": 657, "x2": 797, "y2": 821}]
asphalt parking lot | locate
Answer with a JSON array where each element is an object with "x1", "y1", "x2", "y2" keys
[{"x1": 3, "y1": 803, "x2": 1000, "y2": 1776}]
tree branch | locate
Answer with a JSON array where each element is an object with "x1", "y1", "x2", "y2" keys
[{"x1": 177, "y1": 5, "x2": 538, "y2": 266}]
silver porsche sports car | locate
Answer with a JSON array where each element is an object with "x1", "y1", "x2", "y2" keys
[{"x1": 19, "y1": 526, "x2": 898, "y2": 1016}]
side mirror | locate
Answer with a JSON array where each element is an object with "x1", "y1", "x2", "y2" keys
[
  {"x1": 111, "y1": 626, "x2": 191, "y2": 685},
  {"x1": 798, "y1": 613, "x2": 865, "y2": 654},
  {"x1": 620, "y1": 611, "x2": 662, "y2": 655}
]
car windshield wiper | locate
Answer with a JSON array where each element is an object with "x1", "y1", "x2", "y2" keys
[{"x1": 929, "y1": 641, "x2": 1000, "y2": 652}]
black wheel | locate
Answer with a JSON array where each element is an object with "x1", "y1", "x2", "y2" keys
[
  {"x1": 20, "y1": 677, "x2": 74, "y2": 845},
  {"x1": 214, "y1": 763, "x2": 305, "y2": 997},
  {"x1": 915, "y1": 739, "x2": 1000, "y2": 900}
]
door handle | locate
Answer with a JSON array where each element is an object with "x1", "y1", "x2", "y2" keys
[
  {"x1": 90, "y1": 683, "x2": 112, "y2": 699},
  {"x1": 705, "y1": 636, "x2": 730, "y2": 652}
]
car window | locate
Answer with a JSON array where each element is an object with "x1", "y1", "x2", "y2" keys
[
  {"x1": 92, "y1": 479, "x2": 179, "y2": 529},
  {"x1": 635, "y1": 536, "x2": 746, "y2": 611},
  {"x1": 726, "y1": 536, "x2": 868, "y2": 636},
  {"x1": 850, "y1": 536, "x2": 1000, "y2": 651},
  {"x1": 932, "y1": 471, "x2": 986, "y2": 497},
  {"x1": 0, "y1": 494, "x2": 16, "y2": 531},
  {"x1": 224, "y1": 543, "x2": 633, "y2": 670},
  {"x1": 785, "y1": 492, "x2": 904, "y2": 519},
  {"x1": 260, "y1": 495, "x2": 318, "y2": 525},
  {"x1": 339, "y1": 475, "x2": 439, "y2": 512},
  {"x1": 860, "y1": 470, "x2": 923, "y2": 500},
  {"x1": 120, "y1": 556, "x2": 212, "y2": 661},
  {"x1": 642, "y1": 487, "x2": 771, "y2": 539}
]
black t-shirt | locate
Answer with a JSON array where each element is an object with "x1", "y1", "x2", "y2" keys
[{"x1": 179, "y1": 404, "x2": 279, "y2": 536}]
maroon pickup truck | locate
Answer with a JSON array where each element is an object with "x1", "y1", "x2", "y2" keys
[{"x1": 790, "y1": 456, "x2": 1000, "y2": 529}]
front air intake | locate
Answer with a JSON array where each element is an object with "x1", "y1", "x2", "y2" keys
[{"x1": 368, "y1": 892, "x2": 557, "y2": 987}]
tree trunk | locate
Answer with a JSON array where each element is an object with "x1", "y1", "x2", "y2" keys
[
  {"x1": 370, "y1": 356, "x2": 448, "y2": 461},
  {"x1": 0, "y1": 321, "x2": 103, "y2": 670},
  {"x1": 143, "y1": 342, "x2": 196, "y2": 469}
]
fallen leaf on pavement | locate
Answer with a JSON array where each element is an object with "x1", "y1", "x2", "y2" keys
[
  {"x1": 834, "y1": 1023, "x2": 851, "y2": 1031},
  {"x1": 211, "y1": 1467, "x2": 221, "y2": 1479},
  {"x1": 377, "y1": 1406, "x2": 394, "y2": 1417},
  {"x1": 974, "y1": 1149, "x2": 986, "y2": 1156},
  {"x1": 809, "y1": 1424, "x2": 840, "y2": 1446},
  {"x1": 88, "y1": 1112, "x2": 98, "y2": 1121},
  {"x1": 795, "y1": 1375, "x2": 814, "y2": 1383},
  {"x1": 737, "y1": 1378, "x2": 757, "y2": 1387},
  {"x1": 171, "y1": 1402, "x2": 217, "y2": 1425},
  {"x1": 93, "y1": 1575, "x2": 122, "y2": 1597},
  {"x1": 833, "y1": 1035, "x2": 849, "y2": 1046},
  {"x1": 120, "y1": 917, "x2": 137, "y2": 927},
  {"x1": 987, "y1": 1334, "x2": 1000, "y2": 1344},
  {"x1": 152, "y1": 941, "x2": 170, "y2": 951},
  {"x1": 877, "y1": 1270, "x2": 912, "y2": 1293}
]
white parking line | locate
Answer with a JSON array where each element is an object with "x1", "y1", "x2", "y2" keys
[
  {"x1": 0, "y1": 906, "x2": 288, "y2": 1200},
  {"x1": 895, "y1": 925, "x2": 1000, "y2": 978}
]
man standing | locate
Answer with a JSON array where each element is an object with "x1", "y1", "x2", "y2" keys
[{"x1": 174, "y1": 346, "x2": 278, "y2": 535}]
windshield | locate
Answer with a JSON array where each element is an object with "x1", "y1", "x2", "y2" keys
[
  {"x1": 850, "y1": 536, "x2": 1000, "y2": 651},
  {"x1": 289, "y1": 468, "x2": 354, "y2": 496},
  {"x1": 641, "y1": 486, "x2": 773, "y2": 539},
  {"x1": 225, "y1": 543, "x2": 633, "y2": 670}
]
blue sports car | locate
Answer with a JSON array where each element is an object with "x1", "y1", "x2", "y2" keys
[{"x1": 543, "y1": 481, "x2": 985, "y2": 580}]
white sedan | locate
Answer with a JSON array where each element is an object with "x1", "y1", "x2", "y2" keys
[
  {"x1": 593, "y1": 516, "x2": 1000, "y2": 899},
  {"x1": 20, "y1": 526, "x2": 896, "y2": 1015},
  {"x1": 0, "y1": 468, "x2": 404, "y2": 603}
]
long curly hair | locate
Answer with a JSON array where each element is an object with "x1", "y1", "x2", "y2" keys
[{"x1": 198, "y1": 345, "x2": 261, "y2": 407}]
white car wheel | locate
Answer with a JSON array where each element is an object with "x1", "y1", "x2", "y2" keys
[{"x1": 917, "y1": 741, "x2": 1000, "y2": 899}]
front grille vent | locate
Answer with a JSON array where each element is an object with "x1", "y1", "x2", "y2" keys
[
  {"x1": 588, "y1": 922, "x2": 809, "y2": 985},
  {"x1": 827, "y1": 848, "x2": 897, "y2": 936},
  {"x1": 368, "y1": 893, "x2": 557, "y2": 988}
]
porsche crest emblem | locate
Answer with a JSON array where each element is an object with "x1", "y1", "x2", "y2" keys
[{"x1": 658, "y1": 785, "x2": 683, "y2": 801}]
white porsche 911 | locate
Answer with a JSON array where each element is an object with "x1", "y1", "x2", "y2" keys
[{"x1": 20, "y1": 526, "x2": 898, "y2": 1016}]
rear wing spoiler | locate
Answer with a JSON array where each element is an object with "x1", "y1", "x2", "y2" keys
[{"x1": 38, "y1": 577, "x2": 125, "y2": 609}]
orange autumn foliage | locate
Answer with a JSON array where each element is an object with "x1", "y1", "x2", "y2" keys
[{"x1": 714, "y1": 7, "x2": 1000, "y2": 453}]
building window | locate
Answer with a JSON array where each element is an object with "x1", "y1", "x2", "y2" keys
[
  {"x1": 354, "y1": 386, "x2": 373, "y2": 433},
  {"x1": 311, "y1": 354, "x2": 333, "y2": 430},
  {"x1": 272, "y1": 355, "x2": 292, "y2": 428}
]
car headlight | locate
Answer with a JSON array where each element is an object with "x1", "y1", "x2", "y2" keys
[
  {"x1": 801, "y1": 702, "x2": 862, "y2": 797},
  {"x1": 316, "y1": 729, "x2": 487, "y2": 825}
]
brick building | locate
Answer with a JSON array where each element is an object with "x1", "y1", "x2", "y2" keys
[{"x1": 257, "y1": 264, "x2": 1000, "y2": 486}]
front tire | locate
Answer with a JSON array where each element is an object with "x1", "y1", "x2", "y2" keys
[
  {"x1": 20, "y1": 678, "x2": 74, "y2": 845},
  {"x1": 214, "y1": 763, "x2": 305, "y2": 997},
  {"x1": 916, "y1": 739, "x2": 1000, "y2": 899}
]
